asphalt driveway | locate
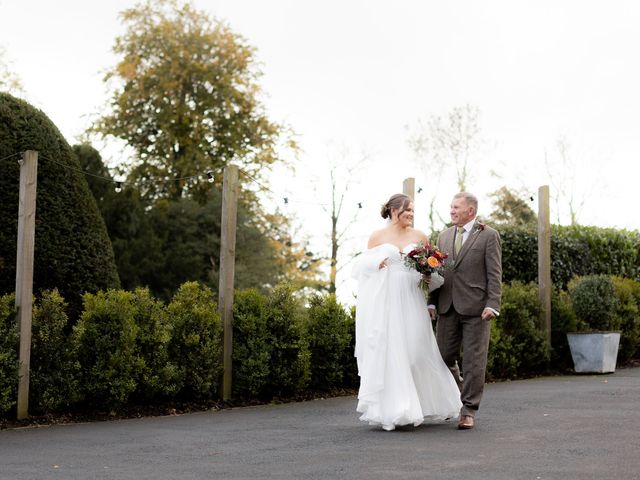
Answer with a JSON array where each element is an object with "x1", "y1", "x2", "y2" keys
[{"x1": 1, "y1": 367, "x2": 639, "y2": 480}]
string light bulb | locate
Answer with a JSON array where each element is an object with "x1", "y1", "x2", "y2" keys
[
  {"x1": 206, "y1": 171, "x2": 214, "y2": 183},
  {"x1": 283, "y1": 197, "x2": 289, "y2": 205},
  {"x1": 115, "y1": 181, "x2": 122, "y2": 193},
  {"x1": 358, "y1": 202, "x2": 362, "y2": 209},
  {"x1": 417, "y1": 187, "x2": 423, "y2": 194}
]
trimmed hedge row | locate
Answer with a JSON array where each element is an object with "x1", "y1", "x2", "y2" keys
[
  {"x1": 2, "y1": 276, "x2": 640, "y2": 418},
  {"x1": 0, "y1": 284, "x2": 354, "y2": 416},
  {"x1": 500, "y1": 225, "x2": 640, "y2": 288},
  {"x1": 487, "y1": 275, "x2": 640, "y2": 380}
]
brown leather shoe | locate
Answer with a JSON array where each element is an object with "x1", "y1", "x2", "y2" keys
[{"x1": 457, "y1": 415, "x2": 475, "y2": 430}]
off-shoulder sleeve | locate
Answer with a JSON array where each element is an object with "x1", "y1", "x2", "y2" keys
[
  {"x1": 429, "y1": 272, "x2": 444, "y2": 292},
  {"x1": 352, "y1": 247, "x2": 391, "y2": 399},
  {"x1": 351, "y1": 247, "x2": 390, "y2": 281}
]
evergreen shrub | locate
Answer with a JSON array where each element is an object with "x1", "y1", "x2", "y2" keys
[
  {"x1": 232, "y1": 288, "x2": 271, "y2": 399},
  {"x1": 568, "y1": 275, "x2": 620, "y2": 331},
  {"x1": 306, "y1": 294, "x2": 351, "y2": 390},
  {"x1": 0, "y1": 294, "x2": 18, "y2": 416},
  {"x1": 499, "y1": 225, "x2": 640, "y2": 288},
  {"x1": 30, "y1": 290, "x2": 79, "y2": 413},
  {"x1": 341, "y1": 305, "x2": 359, "y2": 389},
  {"x1": 166, "y1": 282, "x2": 222, "y2": 401},
  {"x1": 262, "y1": 283, "x2": 310, "y2": 398},
  {"x1": 131, "y1": 288, "x2": 180, "y2": 402},
  {"x1": 0, "y1": 93, "x2": 119, "y2": 319},
  {"x1": 71, "y1": 290, "x2": 142, "y2": 410},
  {"x1": 611, "y1": 276, "x2": 640, "y2": 361},
  {"x1": 550, "y1": 289, "x2": 577, "y2": 369},
  {"x1": 488, "y1": 281, "x2": 549, "y2": 379}
]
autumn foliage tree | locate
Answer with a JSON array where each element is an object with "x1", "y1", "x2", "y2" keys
[
  {"x1": 0, "y1": 47, "x2": 24, "y2": 95},
  {"x1": 488, "y1": 186, "x2": 537, "y2": 227},
  {"x1": 94, "y1": 0, "x2": 287, "y2": 201},
  {"x1": 87, "y1": 1, "x2": 323, "y2": 293}
]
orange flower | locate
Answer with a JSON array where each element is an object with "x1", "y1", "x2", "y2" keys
[{"x1": 427, "y1": 256, "x2": 440, "y2": 268}]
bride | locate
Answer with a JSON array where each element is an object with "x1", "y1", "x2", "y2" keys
[{"x1": 351, "y1": 193, "x2": 462, "y2": 430}]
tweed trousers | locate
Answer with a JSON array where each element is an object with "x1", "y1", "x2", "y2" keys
[{"x1": 436, "y1": 308, "x2": 491, "y2": 418}]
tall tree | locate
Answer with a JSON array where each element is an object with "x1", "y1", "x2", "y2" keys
[
  {"x1": 487, "y1": 186, "x2": 537, "y2": 227},
  {"x1": 93, "y1": 0, "x2": 289, "y2": 201},
  {"x1": 0, "y1": 47, "x2": 24, "y2": 95},
  {"x1": 318, "y1": 147, "x2": 365, "y2": 294},
  {"x1": 73, "y1": 144, "x2": 115, "y2": 206},
  {"x1": 260, "y1": 211, "x2": 325, "y2": 292},
  {"x1": 545, "y1": 135, "x2": 592, "y2": 225},
  {"x1": 74, "y1": 143, "x2": 323, "y2": 298},
  {"x1": 409, "y1": 104, "x2": 486, "y2": 192}
]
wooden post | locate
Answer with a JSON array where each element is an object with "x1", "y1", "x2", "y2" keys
[
  {"x1": 15, "y1": 150, "x2": 38, "y2": 419},
  {"x1": 537, "y1": 185, "x2": 551, "y2": 343},
  {"x1": 219, "y1": 165, "x2": 239, "y2": 401},
  {"x1": 403, "y1": 177, "x2": 415, "y2": 226}
]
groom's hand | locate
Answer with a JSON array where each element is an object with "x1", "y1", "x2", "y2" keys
[{"x1": 481, "y1": 308, "x2": 496, "y2": 321}]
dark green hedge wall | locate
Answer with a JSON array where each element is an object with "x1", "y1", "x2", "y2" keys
[{"x1": 500, "y1": 225, "x2": 640, "y2": 288}]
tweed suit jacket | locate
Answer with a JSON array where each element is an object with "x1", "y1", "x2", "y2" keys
[{"x1": 434, "y1": 221, "x2": 502, "y2": 317}]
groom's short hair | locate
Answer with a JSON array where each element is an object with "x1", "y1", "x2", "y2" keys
[{"x1": 454, "y1": 192, "x2": 478, "y2": 213}]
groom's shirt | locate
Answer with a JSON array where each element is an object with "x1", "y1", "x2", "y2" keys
[{"x1": 456, "y1": 218, "x2": 477, "y2": 247}]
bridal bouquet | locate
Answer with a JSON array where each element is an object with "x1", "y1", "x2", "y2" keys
[{"x1": 403, "y1": 241, "x2": 448, "y2": 276}]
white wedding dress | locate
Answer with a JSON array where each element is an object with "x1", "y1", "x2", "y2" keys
[{"x1": 352, "y1": 243, "x2": 462, "y2": 430}]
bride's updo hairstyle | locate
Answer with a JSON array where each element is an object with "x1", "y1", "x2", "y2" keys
[{"x1": 380, "y1": 193, "x2": 412, "y2": 219}]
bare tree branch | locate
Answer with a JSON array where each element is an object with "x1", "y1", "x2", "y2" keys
[
  {"x1": 408, "y1": 104, "x2": 489, "y2": 231},
  {"x1": 314, "y1": 144, "x2": 368, "y2": 293}
]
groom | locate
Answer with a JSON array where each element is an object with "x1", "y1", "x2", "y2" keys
[{"x1": 429, "y1": 192, "x2": 502, "y2": 430}]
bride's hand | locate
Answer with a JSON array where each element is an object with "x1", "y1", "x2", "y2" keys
[
  {"x1": 422, "y1": 274, "x2": 432, "y2": 284},
  {"x1": 379, "y1": 258, "x2": 389, "y2": 269}
]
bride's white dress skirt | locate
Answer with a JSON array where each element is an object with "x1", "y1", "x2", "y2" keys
[{"x1": 352, "y1": 243, "x2": 462, "y2": 431}]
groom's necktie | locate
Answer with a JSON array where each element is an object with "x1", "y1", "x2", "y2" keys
[{"x1": 454, "y1": 226, "x2": 464, "y2": 256}]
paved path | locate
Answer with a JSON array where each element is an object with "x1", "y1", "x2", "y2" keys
[{"x1": 1, "y1": 367, "x2": 639, "y2": 480}]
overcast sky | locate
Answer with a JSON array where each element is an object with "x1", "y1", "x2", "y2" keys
[{"x1": 2, "y1": 0, "x2": 639, "y2": 298}]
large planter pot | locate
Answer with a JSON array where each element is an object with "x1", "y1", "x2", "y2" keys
[{"x1": 566, "y1": 332, "x2": 621, "y2": 373}]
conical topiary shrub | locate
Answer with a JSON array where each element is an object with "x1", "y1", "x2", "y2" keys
[{"x1": 0, "y1": 93, "x2": 119, "y2": 319}]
